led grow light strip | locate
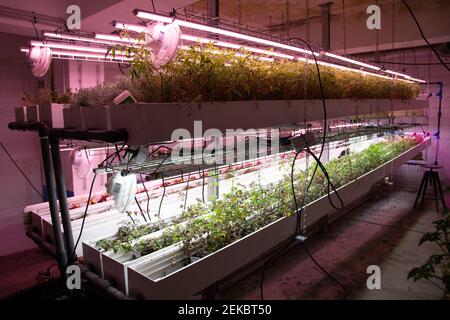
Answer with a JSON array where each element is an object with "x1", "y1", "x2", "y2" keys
[
  {"x1": 21, "y1": 47, "x2": 132, "y2": 62},
  {"x1": 133, "y1": 9, "x2": 320, "y2": 57},
  {"x1": 384, "y1": 70, "x2": 426, "y2": 83},
  {"x1": 323, "y1": 52, "x2": 380, "y2": 71},
  {"x1": 179, "y1": 45, "x2": 274, "y2": 62},
  {"x1": 298, "y1": 56, "x2": 413, "y2": 82},
  {"x1": 31, "y1": 40, "x2": 115, "y2": 54},
  {"x1": 99, "y1": 28, "x2": 413, "y2": 82},
  {"x1": 43, "y1": 32, "x2": 121, "y2": 46},
  {"x1": 131, "y1": 11, "x2": 426, "y2": 83},
  {"x1": 113, "y1": 21, "x2": 146, "y2": 33},
  {"x1": 180, "y1": 34, "x2": 295, "y2": 59},
  {"x1": 44, "y1": 27, "x2": 425, "y2": 82},
  {"x1": 405, "y1": 76, "x2": 426, "y2": 83},
  {"x1": 94, "y1": 33, "x2": 142, "y2": 45},
  {"x1": 108, "y1": 24, "x2": 295, "y2": 60}
]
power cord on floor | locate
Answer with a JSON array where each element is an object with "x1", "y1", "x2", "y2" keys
[
  {"x1": 260, "y1": 37, "x2": 348, "y2": 300},
  {"x1": 301, "y1": 242, "x2": 349, "y2": 299}
]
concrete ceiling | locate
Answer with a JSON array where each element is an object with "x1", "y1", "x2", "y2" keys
[
  {"x1": 0, "y1": 0, "x2": 196, "y2": 37},
  {"x1": 0, "y1": 0, "x2": 449, "y2": 53}
]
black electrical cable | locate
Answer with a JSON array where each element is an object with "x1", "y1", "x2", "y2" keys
[
  {"x1": 0, "y1": 141, "x2": 43, "y2": 198},
  {"x1": 135, "y1": 196, "x2": 147, "y2": 222},
  {"x1": 290, "y1": 148, "x2": 303, "y2": 233},
  {"x1": 305, "y1": 146, "x2": 344, "y2": 211},
  {"x1": 30, "y1": 16, "x2": 40, "y2": 41},
  {"x1": 201, "y1": 169, "x2": 206, "y2": 203},
  {"x1": 153, "y1": 153, "x2": 171, "y2": 177},
  {"x1": 157, "y1": 175, "x2": 166, "y2": 218},
  {"x1": 183, "y1": 171, "x2": 191, "y2": 211},
  {"x1": 301, "y1": 242, "x2": 349, "y2": 299},
  {"x1": 260, "y1": 37, "x2": 347, "y2": 300},
  {"x1": 140, "y1": 173, "x2": 152, "y2": 221},
  {"x1": 127, "y1": 212, "x2": 136, "y2": 224},
  {"x1": 69, "y1": 145, "x2": 127, "y2": 264},
  {"x1": 98, "y1": 144, "x2": 125, "y2": 168},
  {"x1": 401, "y1": 0, "x2": 450, "y2": 73},
  {"x1": 146, "y1": 145, "x2": 173, "y2": 160},
  {"x1": 69, "y1": 172, "x2": 97, "y2": 264}
]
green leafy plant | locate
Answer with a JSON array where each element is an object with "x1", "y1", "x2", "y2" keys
[
  {"x1": 128, "y1": 137, "x2": 418, "y2": 262},
  {"x1": 69, "y1": 44, "x2": 420, "y2": 107},
  {"x1": 408, "y1": 209, "x2": 450, "y2": 295},
  {"x1": 22, "y1": 88, "x2": 72, "y2": 106}
]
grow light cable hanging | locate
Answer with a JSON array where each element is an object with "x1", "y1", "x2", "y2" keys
[
  {"x1": 261, "y1": 36, "x2": 347, "y2": 300},
  {"x1": 133, "y1": 9, "x2": 320, "y2": 57}
]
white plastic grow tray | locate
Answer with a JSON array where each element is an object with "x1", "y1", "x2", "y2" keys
[
  {"x1": 63, "y1": 99, "x2": 426, "y2": 145},
  {"x1": 25, "y1": 176, "x2": 190, "y2": 240},
  {"x1": 120, "y1": 137, "x2": 431, "y2": 299}
]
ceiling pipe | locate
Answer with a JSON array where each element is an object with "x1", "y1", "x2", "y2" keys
[
  {"x1": 319, "y1": 2, "x2": 333, "y2": 50},
  {"x1": 207, "y1": 0, "x2": 220, "y2": 39}
]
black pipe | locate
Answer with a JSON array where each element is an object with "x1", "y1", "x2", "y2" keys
[
  {"x1": 50, "y1": 137, "x2": 76, "y2": 263},
  {"x1": 50, "y1": 128, "x2": 128, "y2": 143},
  {"x1": 39, "y1": 126, "x2": 69, "y2": 277},
  {"x1": 8, "y1": 122, "x2": 128, "y2": 143},
  {"x1": 319, "y1": 2, "x2": 333, "y2": 51},
  {"x1": 26, "y1": 230, "x2": 132, "y2": 300},
  {"x1": 77, "y1": 263, "x2": 134, "y2": 300},
  {"x1": 26, "y1": 230, "x2": 57, "y2": 258},
  {"x1": 9, "y1": 121, "x2": 69, "y2": 276}
]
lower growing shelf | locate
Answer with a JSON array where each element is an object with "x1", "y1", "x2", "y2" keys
[{"x1": 83, "y1": 137, "x2": 430, "y2": 299}]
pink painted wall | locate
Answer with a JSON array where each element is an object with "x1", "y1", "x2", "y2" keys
[
  {"x1": 357, "y1": 47, "x2": 450, "y2": 184},
  {"x1": 0, "y1": 34, "x2": 117, "y2": 256},
  {"x1": 0, "y1": 32, "x2": 43, "y2": 256}
]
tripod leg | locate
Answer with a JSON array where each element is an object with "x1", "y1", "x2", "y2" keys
[
  {"x1": 435, "y1": 172, "x2": 447, "y2": 210},
  {"x1": 414, "y1": 171, "x2": 427, "y2": 208},
  {"x1": 431, "y1": 172, "x2": 439, "y2": 212},
  {"x1": 421, "y1": 173, "x2": 430, "y2": 207}
]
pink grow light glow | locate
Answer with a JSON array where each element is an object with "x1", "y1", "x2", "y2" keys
[
  {"x1": 133, "y1": 9, "x2": 425, "y2": 83},
  {"x1": 43, "y1": 32, "x2": 121, "y2": 46},
  {"x1": 111, "y1": 22, "x2": 295, "y2": 59},
  {"x1": 21, "y1": 47, "x2": 132, "y2": 62},
  {"x1": 31, "y1": 41, "x2": 114, "y2": 54},
  {"x1": 324, "y1": 52, "x2": 380, "y2": 71},
  {"x1": 95, "y1": 33, "x2": 142, "y2": 44},
  {"x1": 133, "y1": 9, "x2": 320, "y2": 57},
  {"x1": 297, "y1": 56, "x2": 413, "y2": 83},
  {"x1": 113, "y1": 21, "x2": 146, "y2": 33}
]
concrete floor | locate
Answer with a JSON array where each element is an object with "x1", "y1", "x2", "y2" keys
[
  {"x1": 0, "y1": 248, "x2": 56, "y2": 299},
  {"x1": 222, "y1": 189, "x2": 446, "y2": 300},
  {"x1": 0, "y1": 189, "x2": 446, "y2": 299}
]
